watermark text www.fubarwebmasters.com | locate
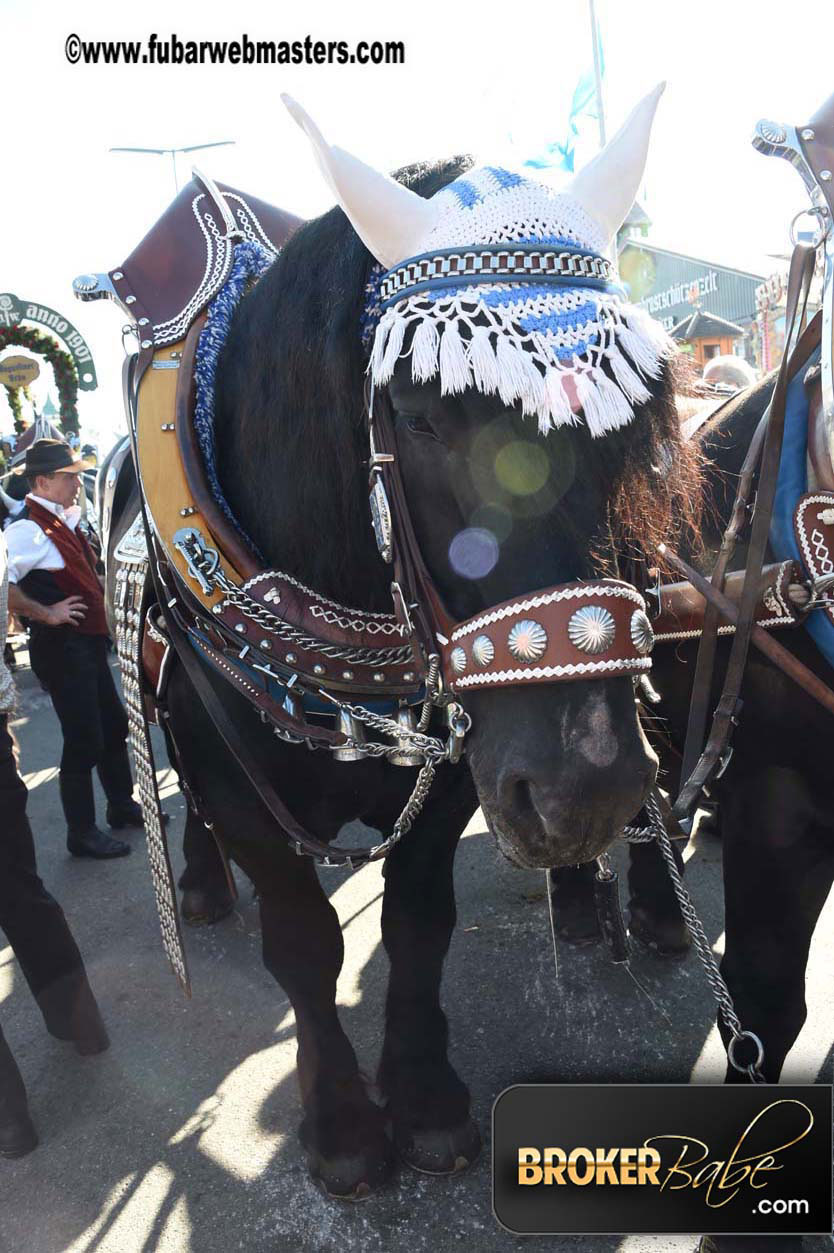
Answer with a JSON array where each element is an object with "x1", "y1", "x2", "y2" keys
[{"x1": 64, "y1": 32, "x2": 405, "y2": 67}]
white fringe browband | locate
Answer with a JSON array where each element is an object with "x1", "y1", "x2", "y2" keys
[{"x1": 369, "y1": 286, "x2": 675, "y2": 438}]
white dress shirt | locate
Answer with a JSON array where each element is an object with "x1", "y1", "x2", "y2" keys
[
  {"x1": 0, "y1": 533, "x2": 17, "y2": 712},
  {"x1": 5, "y1": 495, "x2": 83, "y2": 585}
]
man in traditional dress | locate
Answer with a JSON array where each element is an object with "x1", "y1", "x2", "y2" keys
[
  {"x1": 0, "y1": 529, "x2": 110, "y2": 1158},
  {"x1": 5, "y1": 439, "x2": 140, "y2": 858}
]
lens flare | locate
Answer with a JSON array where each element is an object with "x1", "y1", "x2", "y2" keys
[
  {"x1": 470, "y1": 502, "x2": 513, "y2": 543},
  {"x1": 494, "y1": 441, "x2": 550, "y2": 497},
  {"x1": 448, "y1": 527, "x2": 499, "y2": 580}
]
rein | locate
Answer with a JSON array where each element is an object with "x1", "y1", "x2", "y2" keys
[{"x1": 668, "y1": 246, "x2": 826, "y2": 822}]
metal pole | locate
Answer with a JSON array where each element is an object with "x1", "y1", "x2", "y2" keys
[
  {"x1": 589, "y1": 0, "x2": 606, "y2": 148},
  {"x1": 110, "y1": 141, "x2": 234, "y2": 199}
]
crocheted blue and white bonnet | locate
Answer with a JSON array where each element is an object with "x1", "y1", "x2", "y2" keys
[{"x1": 283, "y1": 87, "x2": 674, "y2": 438}]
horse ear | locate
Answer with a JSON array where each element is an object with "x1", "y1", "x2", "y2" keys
[
  {"x1": 282, "y1": 95, "x2": 439, "y2": 269},
  {"x1": 565, "y1": 82, "x2": 665, "y2": 244}
]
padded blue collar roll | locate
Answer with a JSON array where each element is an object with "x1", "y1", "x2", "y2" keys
[{"x1": 769, "y1": 345, "x2": 834, "y2": 672}]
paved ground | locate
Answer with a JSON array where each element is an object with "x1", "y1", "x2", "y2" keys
[{"x1": 1, "y1": 645, "x2": 833, "y2": 1253}]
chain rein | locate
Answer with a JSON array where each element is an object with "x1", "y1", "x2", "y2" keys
[{"x1": 623, "y1": 791, "x2": 766, "y2": 1082}]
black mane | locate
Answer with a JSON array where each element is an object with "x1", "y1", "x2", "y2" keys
[{"x1": 214, "y1": 156, "x2": 474, "y2": 610}]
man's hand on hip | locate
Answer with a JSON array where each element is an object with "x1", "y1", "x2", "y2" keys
[
  {"x1": 8, "y1": 583, "x2": 88, "y2": 627},
  {"x1": 47, "y1": 596, "x2": 87, "y2": 627}
]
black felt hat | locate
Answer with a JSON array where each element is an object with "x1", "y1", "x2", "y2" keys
[{"x1": 16, "y1": 438, "x2": 94, "y2": 477}]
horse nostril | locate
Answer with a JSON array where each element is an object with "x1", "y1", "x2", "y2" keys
[
  {"x1": 513, "y1": 778, "x2": 533, "y2": 819},
  {"x1": 497, "y1": 770, "x2": 535, "y2": 820}
]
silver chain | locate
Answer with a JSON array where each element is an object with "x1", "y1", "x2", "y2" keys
[
  {"x1": 175, "y1": 533, "x2": 466, "y2": 865},
  {"x1": 317, "y1": 691, "x2": 448, "y2": 760},
  {"x1": 177, "y1": 533, "x2": 412, "y2": 666},
  {"x1": 213, "y1": 567, "x2": 413, "y2": 665},
  {"x1": 626, "y1": 791, "x2": 766, "y2": 1082},
  {"x1": 388, "y1": 760, "x2": 438, "y2": 844}
]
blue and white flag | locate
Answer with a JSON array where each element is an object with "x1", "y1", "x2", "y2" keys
[{"x1": 522, "y1": 30, "x2": 605, "y2": 174}]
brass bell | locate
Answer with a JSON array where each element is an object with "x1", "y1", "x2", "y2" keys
[
  {"x1": 388, "y1": 702, "x2": 424, "y2": 767},
  {"x1": 332, "y1": 708, "x2": 368, "y2": 762}
]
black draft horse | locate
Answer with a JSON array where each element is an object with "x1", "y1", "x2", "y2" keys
[
  {"x1": 555, "y1": 369, "x2": 834, "y2": 1105},
  {"x1": 105, "y1": 155, "x2": 702, "y2": 1199},
  {"x1": 657, "y1": 377, "x2": 834, "y2": 1085},
  {"x1": 657, "y1": 380, "x2": 834, "y2": 1253}
]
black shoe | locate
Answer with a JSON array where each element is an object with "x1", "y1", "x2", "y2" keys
[
  {"x1": 107, "y1": 801, "x2": 170, "y2": 830},
  {"x1": 181, "y1": 886, "x2": 235, "y2": 927},
  {"x1": 67, "y1": 827, "x2": 131, "y2": 859},
  {"x1": 0, "y1": 1108, "x2": 38, "y2": 1159}
]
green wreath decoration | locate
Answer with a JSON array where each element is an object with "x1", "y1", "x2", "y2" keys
[
  {"x1": 0, "y1": 324, "x2": 78, "y2": 434},
  {"x1": 4, "y1": 384, "x2": 24, "y2": 433}
]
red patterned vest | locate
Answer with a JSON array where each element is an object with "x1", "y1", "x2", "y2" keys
[{"x1": 23, "y1": 496, "x2": 108, "y2": 636}]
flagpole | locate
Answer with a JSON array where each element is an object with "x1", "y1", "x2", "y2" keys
[{"x1": 589, "y1": 0, "x2": 606, "y2": 147}]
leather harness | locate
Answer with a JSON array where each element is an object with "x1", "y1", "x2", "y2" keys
[{"x1": 82, "y1": 145, "x2": 834, "y2": 876}]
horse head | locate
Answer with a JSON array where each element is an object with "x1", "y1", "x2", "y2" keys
[{"x1": 222, "y1": 88, "x2": 700, "y2": 870}]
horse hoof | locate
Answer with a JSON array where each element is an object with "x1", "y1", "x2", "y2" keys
[
  {"x1": 553, "y1": 918, "x2": 601, "y2": 947},
  {"x1": 302, "y1": 1123, "x2": 397, "y2": 1201},
  {"x1": 306, "y1": 1146, "x2": 396, "y2": 1200},
  {"x1": 396, "y1": 1118, "x2": 482, "y2": 1175},
  {"x1": 181, "y1": 887, "x2": 234, "y2": 927},
  {"x1": 629, "y1": 906, "x2": 691, "y2": 959},
  {"x1": 313, "y1": 1174, "x2": 376, "y2": 1202},
  {"x1": 550, "y1": 899, "x2": 601, "y2": 946}
]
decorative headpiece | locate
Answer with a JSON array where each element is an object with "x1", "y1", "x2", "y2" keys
[{"x1": 283, "y1": 86, "x2": 674, "y2": 437}]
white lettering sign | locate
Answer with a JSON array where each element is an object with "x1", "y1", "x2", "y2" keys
[{"x1": 640, "y1": 270, "x2": 719, "y2": 316}]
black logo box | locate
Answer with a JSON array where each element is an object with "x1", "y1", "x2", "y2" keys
[{"x1": 492, "y1": 1084, "x2": 832, "y2": 1235}]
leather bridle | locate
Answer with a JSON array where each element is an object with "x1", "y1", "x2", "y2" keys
[{"x1": 365, "y1": 379, "x2": 654, "y2": 703}]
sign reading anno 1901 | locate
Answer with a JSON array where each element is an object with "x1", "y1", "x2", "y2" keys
[
  {"x1": 0, "y1": 293, "x2": 97, "y2": 389},
  {"x1": 0, "y1": 354, "x2": 40, "y2": 389}
]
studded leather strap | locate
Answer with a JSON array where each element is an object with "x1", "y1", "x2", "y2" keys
[{"x1": 440, "y1": 580, "x2": 653, "y2": 692}]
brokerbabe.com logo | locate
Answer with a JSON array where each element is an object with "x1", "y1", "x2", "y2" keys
[{"x1": 492, "y1": 1084, "x2": 832, "y2": 1236}]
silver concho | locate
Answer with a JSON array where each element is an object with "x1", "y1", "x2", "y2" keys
[
  {"x1": 630, "y1": 609, "x2": 655, "y2": 656},
  {"x1": 757, "y1": 120, "x2": 786, "y2": 147},
  {"x1": 507, "y1": 619, "x2": 548, "y2": 663},
  {"x1": 450, "y1": 646, "x2": 467, "y2": 674},
  {"x1": 567, "y1": 605, "x2": 615, "y2": 655},
  {"x1": 471, "y1": 634, "x2": 495, "y2": 667},
  {"x1": 369, "y1": 478, "x2": 393, "y2": 563}
]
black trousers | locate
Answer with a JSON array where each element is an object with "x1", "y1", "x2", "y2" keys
[
  {"x1": 30, "y1": 632, "x2": 134, "y2": 836},
  {"x1": 0, "y1": 713, "x2": 100, "y2": 1057}
]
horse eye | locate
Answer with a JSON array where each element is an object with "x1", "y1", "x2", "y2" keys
[{"x1": 404, "y1": 413, "x2": 441, "y2": 442}]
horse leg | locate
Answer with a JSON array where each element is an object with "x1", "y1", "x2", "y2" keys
[
  {"x1": 178, "y1": 806, "x2": 235, "y2": 926},
  {"x1": 694, "y1": 773, "x2": 826, "y2": 1253},
  {"x1": 378, "y1": 764, "x2": 482, "y2": 1174},
  {"x1": 234, "y1": 840, "x2": 396, "y2": 1199},
  {"x1": 719, "y1": 767, "x2": 834, "y2": 1082},
  {"x1": 697, "y1": 798, "x2": 722, "y2": 839},
  {"x1": 546, "y1": 833, "x2": 691, "y2": 956},
  {"x1": 545, "y1": 863, "x2": 601, "y2": 945},
  {"x1": 627, "y1": 834, "x2": 691, "y2": 957}
]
